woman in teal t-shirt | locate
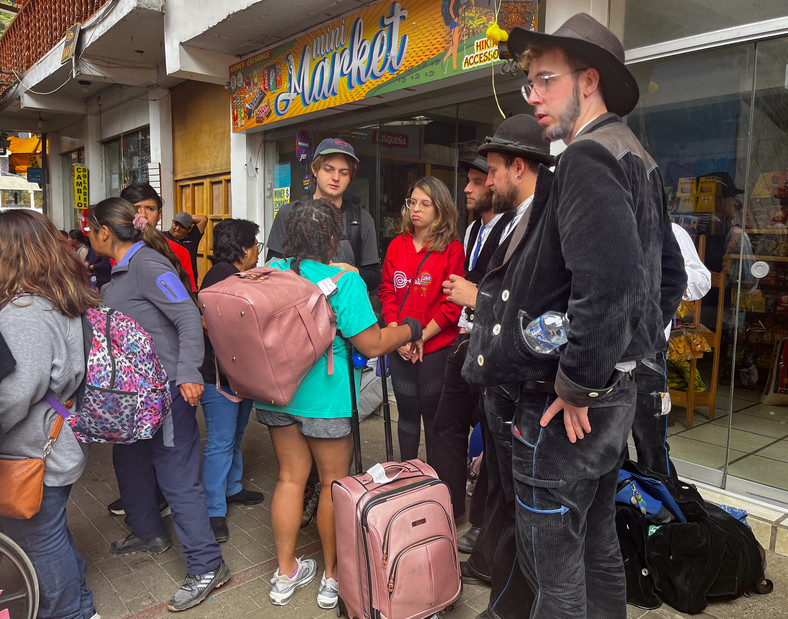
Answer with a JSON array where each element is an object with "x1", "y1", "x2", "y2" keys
[{"x1": 255, "y1": 198, "x2": 423, "y2": 610}]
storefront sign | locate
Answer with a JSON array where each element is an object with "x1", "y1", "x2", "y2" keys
[
  {"x1": 229, "y1": 0, "x2": 536, "y2": 131},
  {"x1": 273, "y1": 187, "x2": 290, "y2": 216},
  {"x1": 9, "y1": 153, "x2": 42, "y2": 175},
  {"x1": 273, "y1": 163, "x2": 291, "y2": 215},
  {"x1": 374, "y1": 130, "x2": 409, "y2": 149},
  {"x1": 26, "y1": 167, "x2": 43, "y2": 184},
  {"x1": 73, "y1": 165, "x2": 89, "y2": 209},
  {"x1": 61, "y1": 23, "x2": 81, "y2": 65}
]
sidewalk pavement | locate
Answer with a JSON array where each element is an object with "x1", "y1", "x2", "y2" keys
[{"x1": 68, "y1": 406, "x2": 787, "y2": 618}]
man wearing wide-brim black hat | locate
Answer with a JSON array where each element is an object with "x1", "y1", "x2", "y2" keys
[
  {"x1": 437, "y1": 115, "x2": 554, "y2": 619},
  {"x1": 461, "y1": 13, "x2": 687, "y2": 618}
]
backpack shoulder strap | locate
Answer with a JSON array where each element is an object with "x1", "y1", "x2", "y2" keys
[{"x1": 346, "y1": 202, "x2": 363, "y2": 268}]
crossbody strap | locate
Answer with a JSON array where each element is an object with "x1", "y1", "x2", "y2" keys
[
  {"x1": 42, "y1": 393, "x2": 71, "y2": 459},
  {"x1": 397, "y1": 251, "x2": 431, "y2": 322}
]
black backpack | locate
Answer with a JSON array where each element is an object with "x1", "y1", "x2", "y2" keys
[{"x1": 616, "y1": 460, "x2": 772, "y2": 614}]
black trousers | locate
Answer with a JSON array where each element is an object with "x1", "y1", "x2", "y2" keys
[
  {"x1": 469, "y1": 384, "x2": 534, "y2": 619},
  {"x1": 390, "y1": 346, "x2": 451, "y2": 461},
  {"x1": 113, "y1": 386, "x2": 222, "y2": 574},
  {"x1": 632, "y1": 352, "x2": 677, "y2": 479},
  {"x1": 429, "y1": 333, "x2": 488, "y2": 523}
]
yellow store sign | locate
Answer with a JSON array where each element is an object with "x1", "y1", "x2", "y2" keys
[
  {"x1": 73, "y1": 165, "x2": 89, "y2": 209},
  {"x1": 229, "y1": 0, "x2": 536, "y2": 131}
]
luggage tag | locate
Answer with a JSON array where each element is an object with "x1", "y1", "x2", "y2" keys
[
  {"x1": 317, "y1": 277, "x2": 339, "y2": 299},
  {"x1": 367, "y1": 463, "x2": 402, "y2": 485}
]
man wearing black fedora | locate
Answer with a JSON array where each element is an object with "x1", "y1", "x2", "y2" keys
[
  {"x1": 462, "y1": 13, "x2": 686, "y2": 618},
  {"x1": 454, "y1": 114, "x2": 554, "y2": 618},
  {"x1": 429, "y1": 153, "x2": 501, "y2": 541}
]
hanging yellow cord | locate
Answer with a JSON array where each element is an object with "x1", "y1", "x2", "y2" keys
[{"x1": 487, "y1": 0, "x2": 507, "y2": 119}]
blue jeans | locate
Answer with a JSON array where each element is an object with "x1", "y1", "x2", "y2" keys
[
  {"x1": 469, "y1": 384, "x2": 534, "y2": 619},
  {"x1": 200, "y1": 383, "x2": 254, "y2": 517},
  {"x1": 513, "y1": 375, "x2": 636, "y2": 618},
  {"x1": 0, "y1": 484, "x2": 95, "y2": 619}
]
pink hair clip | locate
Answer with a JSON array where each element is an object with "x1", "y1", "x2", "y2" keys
[{"x1": 133, "y1": 213, "x2": 148, "y2": 231}]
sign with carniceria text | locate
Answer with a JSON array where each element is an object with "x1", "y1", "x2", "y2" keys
[{"x1": 229, "y1": 0, "x2": 537, "y2": 131}]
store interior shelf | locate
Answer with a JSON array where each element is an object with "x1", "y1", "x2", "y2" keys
[{"x1": 731, "y1": 254, "x2": 788, "y2": 262}]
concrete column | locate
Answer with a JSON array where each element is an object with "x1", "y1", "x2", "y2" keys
[
  {"x1": 149, "y1": 87, "x2": 174, "y2": 221},
  {"x1": 230, "y1": 130, "x2": 265, "y2": 228},
  {"x1": 545, "y1": 0, "x2": 608, "y2": 32},
  {"x1": 85, "y1": 114, "x2": 106, "y2": 202},
  {"x1": 47, "y1": 133, "x2": 66, "y2": 229}
]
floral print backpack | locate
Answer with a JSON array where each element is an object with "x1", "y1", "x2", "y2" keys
[{"x1": 67, "y1": 306, "x2": 171, "y2": 443}]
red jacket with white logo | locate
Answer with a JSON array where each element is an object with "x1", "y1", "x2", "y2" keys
[{"x1": 380, "y1": 233, "x2": 465, "y2": 355}]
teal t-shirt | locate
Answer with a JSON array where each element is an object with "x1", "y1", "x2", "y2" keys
[{"x1": 254, "y1": 258, "x2": 377, "y2": 419}]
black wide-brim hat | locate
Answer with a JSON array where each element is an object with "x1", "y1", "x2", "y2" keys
[
  {"x1": 698, "y1": 171, "x2": 743, "y2": 198},
  {"x1": 507, "y1": 13, "x2": 639, "y2": 117},
  {"x1": 459, "y1": 155, "x2": 489, "y2": 175},
  {"x1": 477, "y1": 114, "x2": 555, "y2": 167}
]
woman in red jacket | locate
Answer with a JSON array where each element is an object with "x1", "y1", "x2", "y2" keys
[{"x1": 380, "y1": 176, "x2": 464, "y2": 460}]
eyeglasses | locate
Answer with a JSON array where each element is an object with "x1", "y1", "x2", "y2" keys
[
  {"x1": 521, "y1": 68, "x2": 588, "y2": 100},
  {"x1": 405, "y1": 198, "x2": 434, "y2": 211},
  {"x1": 256, "y1": 241, "x2": 264, "y2": 252}
]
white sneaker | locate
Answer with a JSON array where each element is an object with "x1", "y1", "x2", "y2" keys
[
  {"x1": 317, "y1": 571, "x2": 339, "y2": 609},
  {"x1": 269, "y1": 557, "x2": 317, "y2": 606}
]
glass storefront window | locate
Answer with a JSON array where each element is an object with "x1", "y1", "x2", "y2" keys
[
  {"x1": 612, "y1": 0, "x2": 788, "y2": 50},
  {"x1": 269, "y1": 90, "x2": 531, "y2": 260},
  {"x1": 626, "y1": 35, "x2": 788, "y2": 497},
  {"x1": 103, "y1": 127, "x2": 151, "y2": 196}
]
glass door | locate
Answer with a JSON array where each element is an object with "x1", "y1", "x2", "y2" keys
[
  {"x1": 626, "y1": 35, "x2": 788, "y2": 503},
  {"x1": 722, "y1": 36, "x2": 788, "y2": 497}
]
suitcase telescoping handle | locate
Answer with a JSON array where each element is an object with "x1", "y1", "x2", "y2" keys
[
  {"x1": 347, "y1": 341, "x2": 363, "y2": 475},
  {"x1": 378, "y1": 355, "x2": 394, "y2": 462},
  {"x1": 347, "y1": 343, "x2": 394, "y2": 475}
]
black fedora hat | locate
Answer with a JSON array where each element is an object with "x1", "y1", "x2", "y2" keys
[
  {"x1": 698, "y1": 171, "x2": 743, "y2": 198},
  {"x1": 459, "y1": 155, "x2": 489, "y2": 175},
  {"x1": 507, "y1": 13, "x2": 639, "y2": 117},
  {"x1": 477, "y1": 114, "x2": 554, "y2": 166}
]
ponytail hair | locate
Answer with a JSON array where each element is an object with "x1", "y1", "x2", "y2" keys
[{"x1": 88, "y1": 197, "x2": 194, "y2": 296}]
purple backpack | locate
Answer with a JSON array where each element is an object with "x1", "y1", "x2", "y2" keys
[{"x1": 67, "y1": 306, "x2": 171, "y2": 444}]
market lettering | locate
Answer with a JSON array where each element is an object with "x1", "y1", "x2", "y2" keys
[
  {"x1": 462, "y1": 38, "x2": 499, "y2": 70},
  {"x1": 312, "y1": 20, "x2": 347, "y2": 60},
  {"x1": 275, "y1": 2, "x2": 408, "y2": 117}
]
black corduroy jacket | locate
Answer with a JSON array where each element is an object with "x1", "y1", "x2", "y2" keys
[{"x1": 463, "y1": 114, "x2": 686, "y2": 406}]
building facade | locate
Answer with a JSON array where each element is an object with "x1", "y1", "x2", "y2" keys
[{"x1": 1, "y1": 0, "x2": 788, "y2": 507}]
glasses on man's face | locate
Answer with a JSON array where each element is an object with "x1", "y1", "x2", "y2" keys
[
  {"x1": 256, "y1": 241, "x2": 264, "y2": 253},
  {"x1": 521, "y1": 68, "x2": 588, "y2": 101},
  {"x1": 405, "y1": 198, "x2": 434, "y2": 211}
]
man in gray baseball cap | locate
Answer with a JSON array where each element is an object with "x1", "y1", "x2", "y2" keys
[{"x1": 462, "y1": 13, "x2": 687, "y2": 618}]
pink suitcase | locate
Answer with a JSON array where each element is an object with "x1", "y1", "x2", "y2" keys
[{"x1": 332, "y1": 356, "x2": 461, "y2": 619}]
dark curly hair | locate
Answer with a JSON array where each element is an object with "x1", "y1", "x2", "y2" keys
[
  {"x1": 283, "y1": 198, "x2": 342, "y2": 273},
  {"x1": 212, "y1": 219, "x2": 260, "y2": 264}
]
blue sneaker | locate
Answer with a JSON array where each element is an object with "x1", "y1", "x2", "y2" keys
[{"x1": 269, "y1": 557, "x2": 317, "y2": 606}]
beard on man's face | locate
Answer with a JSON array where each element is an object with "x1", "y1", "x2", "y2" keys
[
  {"x1": 473, "y1": 191, "x2": 493, "y2": 215},
  {"x1": 492, "y1": 181, "x2": 519, "y2": 214},
  {"x1": 543, "y1": 78, "x2": 582, "y2": 142}
]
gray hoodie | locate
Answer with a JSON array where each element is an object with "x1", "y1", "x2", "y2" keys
[
  {"x1": 101, "y1": 242, "x2": 204, "y2": 386},
  {"x1": 0, "y1": 296, "x2": 88, "y2": 487}
]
